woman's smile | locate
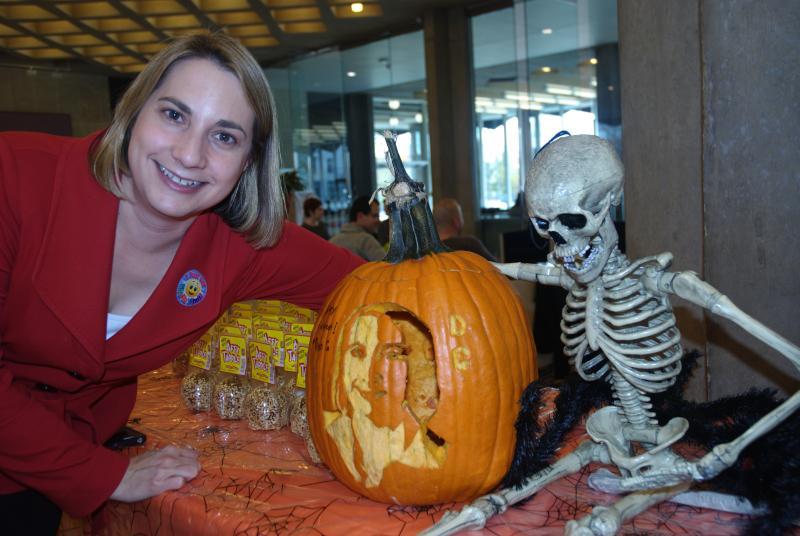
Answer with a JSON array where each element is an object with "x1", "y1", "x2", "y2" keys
[{"x1": 157, "y1": 162, "x2": 202, "y2": 190}]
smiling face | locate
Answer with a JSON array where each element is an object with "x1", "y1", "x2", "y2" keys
[
  {"x1": 185, "y1": 278, "x2": 201, "y2": 297},
  {"x1": 123, "y1": 58, "x2": 255, "y2": 224}
]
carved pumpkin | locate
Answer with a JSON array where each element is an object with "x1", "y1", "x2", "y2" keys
[{"x1": 307, "y1": 134, "x2": 537, "y2": 505}]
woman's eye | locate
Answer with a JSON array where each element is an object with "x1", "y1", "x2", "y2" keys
[
  {"x1": 163, "y1": 109, "x2": 182, "y2": 122},
  {"x1": 534, "y1": 217, "x2": 549, "y2": 231},
  {"x1": 215, "y1": 132, "x2": 237, "y2": 145}
]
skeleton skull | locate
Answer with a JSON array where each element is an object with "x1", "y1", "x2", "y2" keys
[{"x1": 526, "y1": 135, "x2": 623, "y2": 284}]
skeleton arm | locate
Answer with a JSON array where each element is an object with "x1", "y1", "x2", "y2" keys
[
  {"x1": 646, "y1": 268, "x2": 800, "y2": 482},
  {"x1": 653, "y1": 270, "x2": 800, "y2": 371},
  {"x1": 491, "y1": 261, "x2": 574, "y2": 289}
]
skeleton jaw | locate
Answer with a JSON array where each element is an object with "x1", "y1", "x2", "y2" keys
[
  {"x1": 558, "y1": 218, "x2": 618, "y2": 284},
  {"x1": 556, "y1": 237, "x2": 601, "y2": 275}
]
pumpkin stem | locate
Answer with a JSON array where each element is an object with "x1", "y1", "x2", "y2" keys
[{"x1": 382, "y1": 131, "x2": 450, "y2": 263}]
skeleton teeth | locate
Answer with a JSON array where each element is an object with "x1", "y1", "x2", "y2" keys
[
  {"x1": 159, "y1": 165, "x2": 200, "y2": 188},
  {"x1": 562, "y1": 241, "x2": 602, "y2": 274}
]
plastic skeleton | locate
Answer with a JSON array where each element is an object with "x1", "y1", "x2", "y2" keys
[{"x1": 422, "y1": 135, "x2": 800, "y2": 536}]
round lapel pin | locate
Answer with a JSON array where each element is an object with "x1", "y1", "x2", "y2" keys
[{"x1": 176, "y1": 269, "x2": 207, "y2": 307}]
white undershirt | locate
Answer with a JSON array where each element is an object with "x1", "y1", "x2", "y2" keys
[{"x1": 106, "y1": 312, "x2": 133, "y2": 340}]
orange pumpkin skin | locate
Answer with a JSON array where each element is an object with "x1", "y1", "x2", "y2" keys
[{"x1": 307, "y1": 249, "x2": 537, "y2": 505}]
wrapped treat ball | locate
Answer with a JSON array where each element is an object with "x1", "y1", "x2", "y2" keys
[
  {"x1": 181, "y1": 369, "x2": 213, "y2": 412},
  {"x1": 244, "y1": 384, "x2": 289, "y2": 430},
  {"x1": 213, "y1": 375, "x2": 249, "y2": 419}
]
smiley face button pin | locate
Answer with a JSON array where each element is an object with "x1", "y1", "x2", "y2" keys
[{"x1": 176, "y1": 269, "x2": 207, "y2": 307}]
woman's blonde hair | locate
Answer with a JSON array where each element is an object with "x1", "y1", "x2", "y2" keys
[{"x1": 90, "y1": 31, "x2": 283, "y2": 248}]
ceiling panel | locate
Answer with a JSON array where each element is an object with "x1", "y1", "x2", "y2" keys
[
  {"x1": 122, "y1": 1, "x2": 186, "y2": 16},
  {"x1": 0, "y1": 0, "x2": 478, "y2": 75},
  {"x1": 207, "y1": 12, "x2": 264, "y2": 26}
]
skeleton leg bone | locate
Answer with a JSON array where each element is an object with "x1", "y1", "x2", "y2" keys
[
  {"x1": 587, "y1": 468, "x2": 766, "y2": 515},
  {"x1": 691, "y1": 389, "x2": 800, "y2": 481},
  {"x1": 582, "y1": 391, "x2": 800, "y2": 523},
  {"x1": 419, "y1": 439, "x2": 609, "y2": 536},
  {"x1": 565, "y1": 481, "x2": 691, "y2": 536}
]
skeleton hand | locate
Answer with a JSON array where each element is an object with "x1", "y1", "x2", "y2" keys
[{"x1": 418, "y1": 493, "x2": 508, "y2": 535}]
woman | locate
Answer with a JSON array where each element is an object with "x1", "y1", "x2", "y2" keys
[
  {"x1": 0, "y1": 32, "x2": 362, "y2": 533},
  {"x1": 302, "y1": 197, "x2": 330, "y2": 240}
]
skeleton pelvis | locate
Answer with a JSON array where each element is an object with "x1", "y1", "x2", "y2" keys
[{"x1": 586, "y1": 406, "x2": 689, "y2": 481}]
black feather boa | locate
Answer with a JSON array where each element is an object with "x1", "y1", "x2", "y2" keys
[{"x1": 501, "y1": 351, "x2": 800, "y2": 535}]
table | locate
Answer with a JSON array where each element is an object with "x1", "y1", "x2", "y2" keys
[{"x1": 72, "y1": 366, "x2": 760, "y2": 535}]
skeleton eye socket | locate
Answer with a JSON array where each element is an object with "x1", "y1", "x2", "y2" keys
[
  {"x1": 534, "y1": 217, "x2": 549, "y2": 231},
  {"x1": 557, "y1": 214, "x2": 587, "y2": 230}
]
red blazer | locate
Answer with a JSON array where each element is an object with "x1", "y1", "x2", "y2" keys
[{"x1": 0, "y1": 131, "x2": 363, "y2": 516}]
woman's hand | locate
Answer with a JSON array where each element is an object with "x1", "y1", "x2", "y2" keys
[{"x1": 110, "y1": 444, "x2": 200, "y2": 502}]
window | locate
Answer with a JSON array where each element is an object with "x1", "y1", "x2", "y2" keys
[
  {"x1": 479, "y1": 116, "x2": 520, "y2": 209},
  {"x1": 471, "y1": 0, "x2": 618, "y2": 212}
]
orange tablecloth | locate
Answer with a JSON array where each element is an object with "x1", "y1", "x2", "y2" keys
[{"x1": 84, "y1": 366, "x2": 757, "y2": 535}]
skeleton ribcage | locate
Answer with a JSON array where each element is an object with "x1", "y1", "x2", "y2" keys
[{"x1": 560, "y1": 274, "x2": 683, "y2": 426}]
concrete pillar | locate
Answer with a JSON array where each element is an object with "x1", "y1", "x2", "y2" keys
[
  {"x1": 344, "y1": 93, "x2": 376, "y2": 197},
  {"x1": 423, "y1": 7, "x2": 478, "y2": 234},
  {"x1": 619, "y1": 0, "x2": 800, "y2": 400}
]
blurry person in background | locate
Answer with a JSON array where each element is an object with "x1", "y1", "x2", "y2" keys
[
  {"x1": 301, "y1": 196, "x2": 330, "y2": 240},
  {"x1": 329, "y1": 195, "x2": 386, "y2": 261},
  {"x1": 433, "y1": 197, "x2": 496, "y2": 261}
]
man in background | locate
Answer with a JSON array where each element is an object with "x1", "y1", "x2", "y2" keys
[
  {"x1": 329, "y1": 195, "x2": 386, "y2": 261},
  {"x1": 433, "y1": 198, "x2": 496, "y2": 261}
]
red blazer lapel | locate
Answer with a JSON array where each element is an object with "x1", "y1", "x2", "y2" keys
[
  {"x1": 104, "y1": 213, "x2": 227, "y2": 363},
  {"x1": 31, "y1": 134, "x2": 116, "y2": 368}
]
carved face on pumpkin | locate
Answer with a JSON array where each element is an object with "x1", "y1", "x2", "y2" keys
[{"x1": 323, "y1": 304, "x2": 446, "y2": 489}]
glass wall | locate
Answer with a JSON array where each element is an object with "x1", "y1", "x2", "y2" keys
[
  {"x1": 266, "y1": 2, "x2": 618, "y2": 234},
  {"x1": 265, "y1": 51, "x2": 350, "y2": 229},
  {"x1": 341, "y1": 30, "x2": 431, "y2": 220},
  {"x1": 265, "y1": 31, "x2": 429, "y2": 232},
  {"x1": 471, "y1": 0, "x2": 619, "y2": 212}
]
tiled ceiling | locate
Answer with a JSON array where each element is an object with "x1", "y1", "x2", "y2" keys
[{"x1": 0, "y1": 0, "x2": 482, "y2": 75}]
